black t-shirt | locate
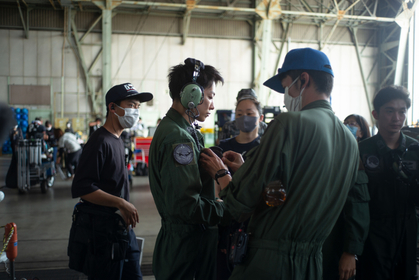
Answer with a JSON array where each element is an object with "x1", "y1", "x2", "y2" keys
[
  {"x1": 89, "y1": 124, "x2": 100, "y2": 137},
  {"x1": 71, "y1": 127, "x2": 129, "y2": 201},
  {"x1": 45, "y1": 127, "x2": 56, "y2": 146},
  {"x1": 218, "y1": 136, "x2": 261, "y2": 159}
]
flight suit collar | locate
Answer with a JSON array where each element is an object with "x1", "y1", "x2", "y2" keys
[
  {"x1": 374, "y1": 131, "x2": 407, "y2": 156},
  {"x1": 301, "y1": 100, "x2": 331, "y2": 111},
  {"x1": 166, "y1": 108, "x2": 204, "y2": 142}
]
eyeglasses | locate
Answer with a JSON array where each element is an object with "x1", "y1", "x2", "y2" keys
[{"x1": 345, "y1": 122, "x2": 359, "y2": 127}]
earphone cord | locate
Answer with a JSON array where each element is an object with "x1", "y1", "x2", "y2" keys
[{"x1": 187, "y1": 109, "x2": 203, "y2": 150}]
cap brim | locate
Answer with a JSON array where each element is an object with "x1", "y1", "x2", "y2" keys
[
  {"x1": 263, "y1": 74, "x2": 285, "y2": 94},
  {"x1": 126, "y1": 92, "x2": 153, "y2": 103}
]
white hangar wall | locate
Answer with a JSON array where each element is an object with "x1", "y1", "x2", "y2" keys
[
  {"x1": 263, "y1": 42, "x2": 377, "y2": 127},
  {"x1": 0, "y1": 28, "x2": 376, "y2": 130}
]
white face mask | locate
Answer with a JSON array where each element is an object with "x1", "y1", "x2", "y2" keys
[
  {"x1": 114, "y1": 104, "x2": 140, "y2": 129},
  {"x1": 284, "y1": 77, "x2": 306, "y2": 112}
]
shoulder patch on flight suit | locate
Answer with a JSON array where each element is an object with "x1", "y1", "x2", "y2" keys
[
  {"x1": 173, "y1": 143, "x2": 195, "y2": 165},
  {"x1": 365, "y1": 155, "x2": 380, "y2": 169}
]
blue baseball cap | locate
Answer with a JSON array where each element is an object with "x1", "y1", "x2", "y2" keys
[{"x1": 263, "y1": 48, "x2": 334, "y2": 93}]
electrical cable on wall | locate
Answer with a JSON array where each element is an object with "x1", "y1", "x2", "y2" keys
[
  {"x1": 140, "y1": 17, "x2": 177, "y2": 87},
  {"x1": 113, "y1": 9, "x2": 154, "y2": 79}
]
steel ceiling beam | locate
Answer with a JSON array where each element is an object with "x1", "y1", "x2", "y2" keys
[
  {"x1": 320, "y1": 0, "x2": 360, "y2": 50},
  {"x1": 182, "y1": 0, "x2": 195, "y2": 45},
  {"x1": 93, "y1": 0, "x2": 121, "y2": 115},
  {"x1": 16, "y1": 0, "x2": 29, "y2": 38},
  {"x1": 71, "y1": 15, "x2": 99, "y2": 114},
  {"x1": 49, "y1": 0, "x2": 57, "y2": 10},
  {"x1": 72, "y1": 0, "x2": 397, "y2": 22},
  {"x1": 79, "y1": 14, "x2": 102, "y2": 42},
  {"x1": 350, "y1": 26, "x2": 374, "y2": 124}
]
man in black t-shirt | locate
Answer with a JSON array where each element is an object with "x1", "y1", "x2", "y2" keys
[
  {"x1": 71, "y1": 83, "x2": 153, "y2": 280},
  {"x1": 88, "y1": 117, "x2": 102, "y2": 137},
  {"x1": 44, "y1": 121, "x2": 56, "y2": 147}
]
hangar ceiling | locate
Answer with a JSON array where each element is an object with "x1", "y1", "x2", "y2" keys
[{"x1": 0, "y1": 0, "x2": 417, "y2": 116}]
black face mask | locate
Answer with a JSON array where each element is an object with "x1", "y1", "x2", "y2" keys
[{"x1": 236, "y1": 115, "x2": 258, "y2": 133}]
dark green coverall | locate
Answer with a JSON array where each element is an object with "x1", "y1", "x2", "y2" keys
[
  {"x1": 322, "y1": 167, "x2": 370, "y2": 280},
  {"x1": 219, "y1": 100, "x2": 359, "y2": 280},
  {"x1": 148, "y1": 108, "x2": 225, "y2": 280},
  {"x1": 357, "y1": 132, "x2": 419, "y2": 280}
]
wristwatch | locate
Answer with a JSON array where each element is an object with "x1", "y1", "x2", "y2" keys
[{"x1": 215, "y1": 169, "x2": 231, "y2": 185}]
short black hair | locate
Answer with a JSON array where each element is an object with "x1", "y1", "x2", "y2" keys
[
  {"x1": 168, "y1": 60, "x2": 224, "y2": 101},
  {"x1": 281, "y1": 69, "x2": 334, "y2": 97},
  {"x1": 373, "y1": 85, "x2": 411, "y2": 114},
  {"x1": 95, "y1": 117, "x2": 102, "y2": 122},
  {"x1": 45, "y1": 121, "x2": 51, "y2": 127}
]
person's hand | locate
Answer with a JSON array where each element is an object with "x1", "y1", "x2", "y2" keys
[
  {"x1": 199, "y1": 148, "x2": 229, "y2": 178},
  {"x1": 118, "y1": 200, "x2": 139, "y2": 229},
  {"x1": 338, "y1": 252, "x2": 356, "y2": 280},
  {"x1": 56, "y1": 157, "x2": 61, "y2": 164},
  {"x1": 222, "y1": 151, "x2": 244, "y2": 173}
]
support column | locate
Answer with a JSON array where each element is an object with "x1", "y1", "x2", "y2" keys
[
  {"x1": 254, "y1": 0, "x2": 281, "y2": 105},
  {"x1": 394, "y1": 21, "x2": 409, "y2": 86},
  {"x1": 394, "y1": 1, "x2": 418, "y2": 85},
  {"x1": 259, "y1": 19, "x2": 272, "y2": 106},
  {"x1": 102, "y1": 8, "x2": 112, "y2": 116},
  {"x1": 350, "y1": 27, "x2": 374, "y2": 125},
  {"x1": 410, "y1": 11, "x2": 419, "y2": 126}
]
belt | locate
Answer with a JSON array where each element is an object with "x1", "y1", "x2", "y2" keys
[
  {"x1": 161, "y1": 220, "x2": 207, "y2": 231},
  {"x1": 249, "y1": 237, "x2": 322, "y2": 256}
]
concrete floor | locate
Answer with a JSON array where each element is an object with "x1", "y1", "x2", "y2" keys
[{"x1": 0, "y1": 155, "x2": 159, "y2": 279}]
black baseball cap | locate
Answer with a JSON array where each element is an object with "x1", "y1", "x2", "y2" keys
[{"x1": 106, "y1": 83, "x2": 153, "y2": 106}]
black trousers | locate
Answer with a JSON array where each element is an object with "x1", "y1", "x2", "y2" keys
[
  {"x1": 66, "y1": 149, "x2": 82, "y2": 176},
  {"x1": 88, "y1": 229, "x2": 142, "y2": 280}
]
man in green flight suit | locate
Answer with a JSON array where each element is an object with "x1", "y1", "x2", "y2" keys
[
  {"x1": 200, "y1": 48, "x2": 360, "y2": 280},
  {"x1": 148, "y1": 58, "x2": 225, "y2": 280},
  {"x1": 357, "y1": 85, "x2": 419, "y2": 280},
  {"x1": 322, "y1": 158, "x2": 370, "y2": 280}
]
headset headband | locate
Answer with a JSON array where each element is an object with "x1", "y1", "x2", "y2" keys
[{"x1": 192, "y1": 60, "x2": 201, "y2": 83}]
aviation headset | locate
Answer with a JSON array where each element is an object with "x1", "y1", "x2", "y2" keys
[{"x1": 179, "y1": 58, "x2": 205, "y2": 109}]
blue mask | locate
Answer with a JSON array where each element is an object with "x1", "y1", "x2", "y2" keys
[{"x1": 345, "y1": 124, "x2": 358, "y2": 139}]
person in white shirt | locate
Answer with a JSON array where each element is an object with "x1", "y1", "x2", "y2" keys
[{"x1": 57, "y1": 129, "x2": 82, "y2": 179}]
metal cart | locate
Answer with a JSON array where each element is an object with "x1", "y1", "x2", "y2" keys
[{"x1": 17, "y1": 139, "x2": 55, "y2": 194}]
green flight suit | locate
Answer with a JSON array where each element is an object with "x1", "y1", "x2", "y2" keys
[
  {"x1": 148, "y1": 108, "x2": 225, "y2": 280},
  {"x1": 322, "y1": 167, "x2": 370, "y2": 280},
  {"x1": 357, "y1": 132, "x2": 419, "y2": 280},
  {"x1": 219, "y1": 100, "x2": 359, "y2": 280}
]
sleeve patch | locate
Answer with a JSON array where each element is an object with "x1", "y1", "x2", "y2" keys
[{"x1": 173, "y1": 143, "x2": 195, "y2": 166}]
